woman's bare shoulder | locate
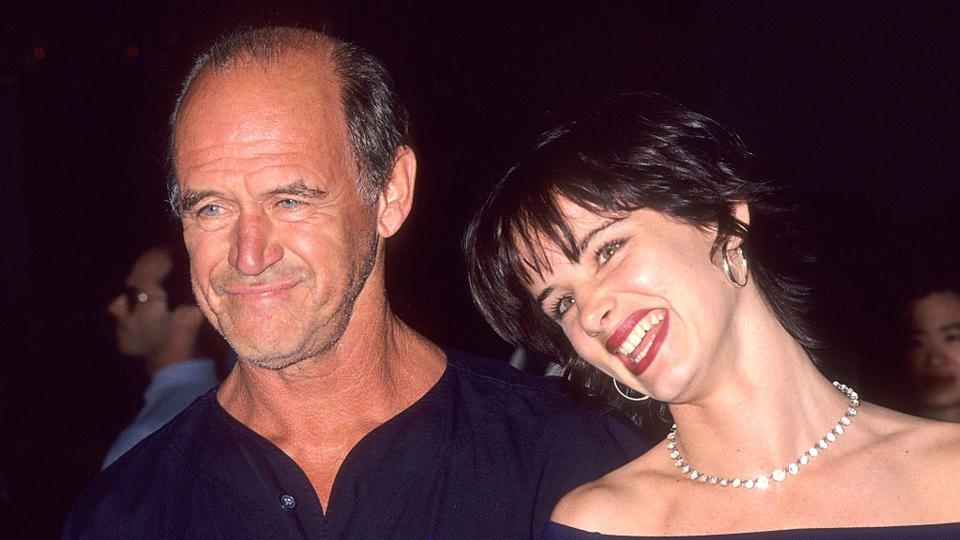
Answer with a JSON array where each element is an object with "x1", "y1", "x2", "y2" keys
[
  {"x1": 551, "y1": 446, "x2": 671, "y2": 532},
  {"x1": 862, "y1": 403, "x2": 960, "y2": 456},
  {"x1": 857, "y1": 403, "x2": 960, "y2": 515}
]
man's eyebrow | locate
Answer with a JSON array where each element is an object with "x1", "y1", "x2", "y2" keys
[
  {"x1": 180, "y1": 190, "x2": 224, "y2": 212},
  {"x1": 577, "y1": 218, "x2": 625, "y2": 253},
  {"x1": 179, "y1": 181, "x2": 328, "y2": 212},
  {"x1": 266, "y1": 180, "x2": 328, "y2": 200}
]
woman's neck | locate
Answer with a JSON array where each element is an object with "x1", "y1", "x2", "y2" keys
[{"x1": 665, "y1": 300, "x2": 849, "y2": 481}]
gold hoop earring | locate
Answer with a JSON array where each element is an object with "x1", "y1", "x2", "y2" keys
[
  {"x1": 613, "y1": 378, "x2": 650, "y2": 402},
  {"x1": 721, "y1": 245, "x2": 748, "y2": 287}
]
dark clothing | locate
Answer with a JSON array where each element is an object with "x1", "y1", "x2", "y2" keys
[
  {"x1": 542, "y1": 521, "x2": 960, "y2": 540},
  {"x1": 63, "y1": 349, "x2": 647, "y2": 539}
]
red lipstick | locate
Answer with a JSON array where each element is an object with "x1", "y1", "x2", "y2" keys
[{"x1": 605, "y1": 308, "x2": 669, "y2": 376}]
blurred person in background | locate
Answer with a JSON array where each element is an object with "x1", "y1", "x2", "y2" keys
[
  {"x1": 903, "y1": 275, "x2": 960, "y2": 422},
  {"x1": 102, "y1": 242, "x2": 224, "y2": 468}
]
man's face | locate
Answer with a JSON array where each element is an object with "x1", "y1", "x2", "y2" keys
[
  {"x1": 173, "y1": 53, "x2": 380, "y2": 369},
  {"x1": 107, "y1": 248, "x2": 173, "y2": 358}
]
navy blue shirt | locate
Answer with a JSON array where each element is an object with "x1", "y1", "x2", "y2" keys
[
  {"x1": 62, "y1": 350, "x2": 646, "y2": 539},
  {"x1": 542, "y1": 521, "x2": 960, "y2": 539}
]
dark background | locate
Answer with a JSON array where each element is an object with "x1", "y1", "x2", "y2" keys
[{"x1": 2, "y1": 1, "x2": 958, "y2": 537}]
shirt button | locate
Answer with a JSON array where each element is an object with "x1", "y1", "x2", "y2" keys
[{"x1": 280, "y1": 494, "x2": 296, "y2": 510}]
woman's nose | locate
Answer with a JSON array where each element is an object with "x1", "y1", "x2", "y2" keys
[
  {"x1": 923, "y1": 344, "x2": 950, "y2": 369},
  {"x1": 578, "y1": 290, "x2": 615, "y2": 337}
]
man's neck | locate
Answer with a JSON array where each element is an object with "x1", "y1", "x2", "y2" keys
[
  {"x1": 220, "y1": 317, "x2": 443, "y2": 428},
  {"x1": 216, "y1": 309, "x2": 445, "y2": 507}
]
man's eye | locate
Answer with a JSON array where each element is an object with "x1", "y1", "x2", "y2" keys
[
  {"x1": 277, "y1": 199, "x2": 303, "y2": 210},
  {"x1": 197, "y1": 204, "x2": 223, "y2": 218},
  {"x1": 551, "y1": 295, "x2": 575, "y2": 319},
  {"x1": 596, "y1": 239, "x2": 625, "y2": 265}
]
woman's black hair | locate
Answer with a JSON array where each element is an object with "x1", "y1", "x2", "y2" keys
[{"x1": 465, "y1": 93, "x2": 820, "y2": 420}]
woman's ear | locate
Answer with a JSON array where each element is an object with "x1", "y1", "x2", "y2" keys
[
  {"x1": 726, "y1": 201, "x2": 751, "y2": 249},
  {"x1": 733, "y1": 201, "x2": 750, "y2": 226}
]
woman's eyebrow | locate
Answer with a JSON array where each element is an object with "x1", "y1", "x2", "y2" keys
[
  {"x1": 533, "y1": 218, "x2": 627, "y2": 309},
  {"x1": 938, "y1": 322, "x2": 960, "y2": 333},
  {"x1": 536, "y1": 286, "x2": 555, "y2": 310},
  {"x1": 577, "y1": 218, "x2": 625, "y2": 252}
]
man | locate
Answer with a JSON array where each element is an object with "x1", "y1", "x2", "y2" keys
[
  {"x1": 63, "y1": 27, "x2": 644, "y2": 539},
  {"x1": 102, "y1": 244, "x2": 223, "y2": 469}
]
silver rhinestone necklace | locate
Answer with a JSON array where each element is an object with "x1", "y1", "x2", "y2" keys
[{"x1": 666, "y1": 381, "x2": 859, "y2": 490}]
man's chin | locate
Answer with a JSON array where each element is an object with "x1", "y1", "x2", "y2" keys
[
  {"x1": 239, "y1": 353, "x2": 306, "y2": 371},
  {"x1": 227, "y1": 335, "x2": 329, "y2": 371}
]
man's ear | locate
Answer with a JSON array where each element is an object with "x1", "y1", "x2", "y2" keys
[{"x1": 376, "y1": 146, "x2": 417, "y2": 238}]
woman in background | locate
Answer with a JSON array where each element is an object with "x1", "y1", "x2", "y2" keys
[
  {"x1": 466, "y1": 94, "x2": 960, "y2": 538},
  {"x1": 903, "y1": 277, "x2": 960, "y2": 422}
]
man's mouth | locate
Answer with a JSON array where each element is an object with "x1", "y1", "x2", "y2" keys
[
  {"x1": 605, "y1": 308, "x2": 669, "y2": 376},
  {"x1": 222, "y1": 280, "x2": 299, "y2": 298}
]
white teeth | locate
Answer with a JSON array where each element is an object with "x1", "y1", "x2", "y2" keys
[
  {"x1": 615, "y1": 310, "x2": 665, "y2": 358},
  {"x1": 634, "y1": 338, "x2": 655, "y2": 363}
]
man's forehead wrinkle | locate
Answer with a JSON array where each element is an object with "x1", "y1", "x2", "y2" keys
[{"x1": 179, "y1": 140, "x2": 304, "y2": 166}]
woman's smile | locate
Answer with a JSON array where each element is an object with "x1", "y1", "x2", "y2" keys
[{"x1": 605, "y1": 308, "x2": 670, "y2": 376}]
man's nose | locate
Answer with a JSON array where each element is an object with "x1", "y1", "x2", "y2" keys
[
  {"x1": 229, "y1": 209, "x2": 283, "y2": 275},
  {"x1": 578, "y1": 289, "x2": 615, "y2": 338}
]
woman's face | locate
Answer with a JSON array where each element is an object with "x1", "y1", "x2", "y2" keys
[
  {"x1": 907, "y1": 291, "x2": 960, "y2": 410},
  {"x1": 522, "y1": 199, "x2": 745, "y2": 402}
]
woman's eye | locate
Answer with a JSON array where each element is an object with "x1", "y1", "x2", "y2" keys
[
  {"x1": 551, "y1": 295, "x2": 575, "y2": 319},
  {"x1": 597, "y1": 239, "x2": 625, "y2": 264}
]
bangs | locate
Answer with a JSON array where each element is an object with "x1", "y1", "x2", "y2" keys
[{"x1": 501, "y1": 181, "x2": 632, "y2": 288}]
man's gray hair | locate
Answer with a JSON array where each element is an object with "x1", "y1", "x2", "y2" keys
[{"x1": 166, "y1": 26, "x2": 411, "y2": 215}]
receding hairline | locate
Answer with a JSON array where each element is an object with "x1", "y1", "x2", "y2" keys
[
  {"x1": 170, "y1": 29, "x2": 346, "y2": 141},
  {"x1": 175, "y1": 37, "x2": 341, "y2": 121},
  {"x1": 169, "y1": 38, "x2": 351, "y2": 181}
]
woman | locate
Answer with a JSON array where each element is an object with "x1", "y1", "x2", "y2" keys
[
  {"x1": 465, "y1": 94, "x2": 960, "y2": 538},
  {"x1": 903, "y1": 281, "x2": 960, "y2": 422}
]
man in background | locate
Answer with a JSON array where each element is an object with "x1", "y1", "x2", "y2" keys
[{"x1": 102, "y1": 243, "x2": 224, "y2": 468}]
